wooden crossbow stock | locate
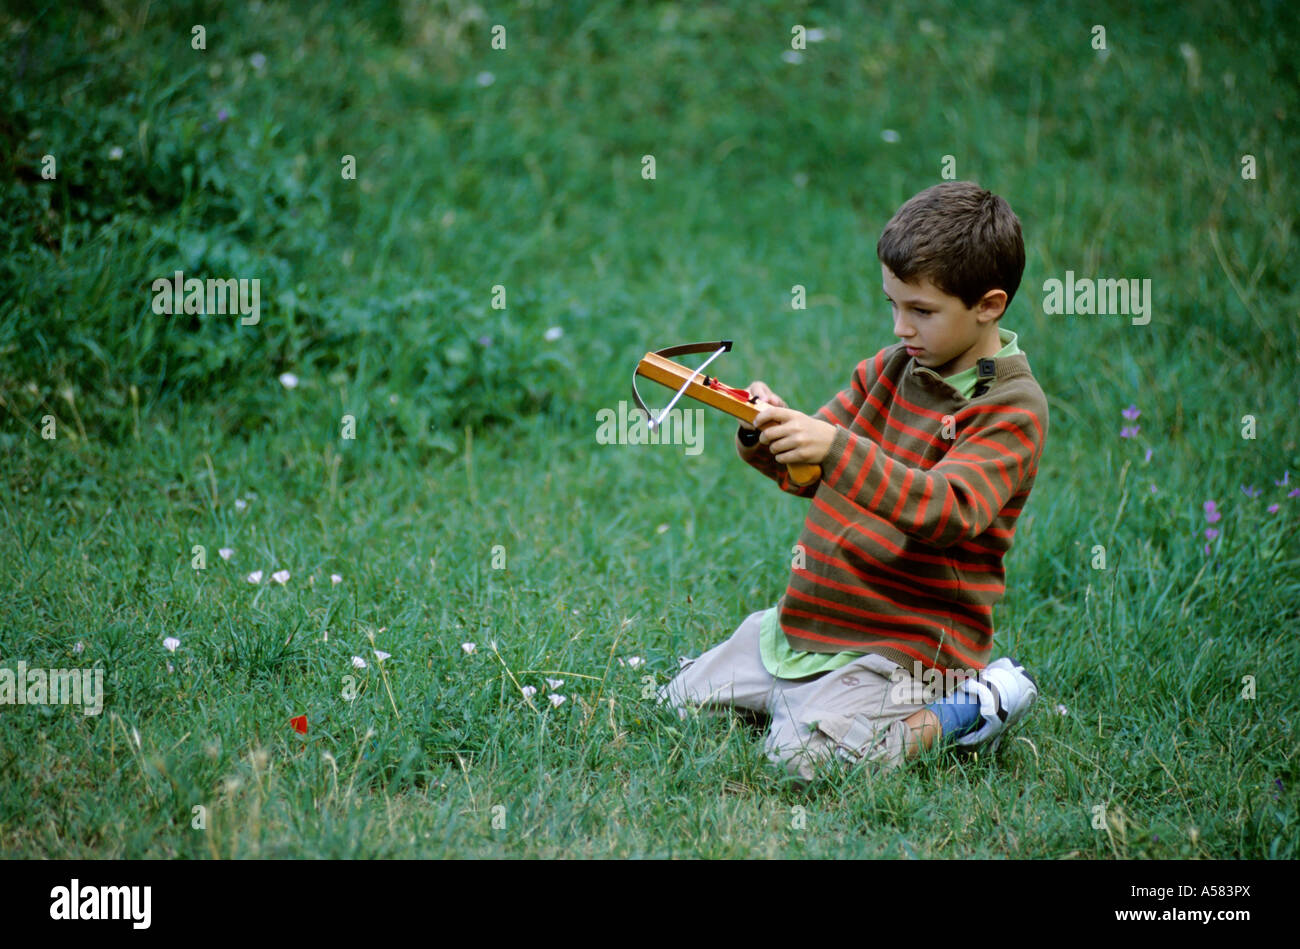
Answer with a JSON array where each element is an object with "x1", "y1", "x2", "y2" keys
[{"x1": 632, "y1": 340, "x2": 822, "y2": 486}]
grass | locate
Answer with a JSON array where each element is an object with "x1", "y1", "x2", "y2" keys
[{"x1": 0, "y1": 0, "x2": 1297, "y2": 858}]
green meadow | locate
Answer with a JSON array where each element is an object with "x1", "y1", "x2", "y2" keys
[{"x1": 1, "y1": 1, "x2": 1296, "y2": 858}]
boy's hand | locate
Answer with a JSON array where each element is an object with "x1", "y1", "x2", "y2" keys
[
  {"x1": 752, "y1": 404, "x2": 837, "y2": 466},
  {"x1": 739, "y1": 381, "x2": 786, "y2": 431}
]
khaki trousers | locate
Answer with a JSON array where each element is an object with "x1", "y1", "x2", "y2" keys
[{"x1": 658, "y1": 609, "x2": 929, "y2": 781}]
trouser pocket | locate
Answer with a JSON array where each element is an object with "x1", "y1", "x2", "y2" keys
[{"x1": 812, "y1": 712, "x2": 910, "y2": 771}]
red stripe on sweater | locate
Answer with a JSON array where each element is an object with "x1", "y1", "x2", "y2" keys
[
  {"x1": 804, "y1": 505, "x2": 975, "y2": 581},
  {"x1": 940, "y1": 457, "x2": 1005, "y2": 510},
  {"x1": 783, "y1": 573, "x2": 993, "y2": 652},
  {"x1": 956, "y1": 402, "x2": 1045, "y2": 448},
  {"x1": 779, "y1": 609, "x2": 986, "y2": 670},
  {"x1": 927, "y1": 484, "x2": 956, "y2": 544},
  {"x1": 889, "y1": 466, "x2": 915, "y2": 523},
  {"x1": 791, "y1": 550, "x2": 993, "y2": 643}
]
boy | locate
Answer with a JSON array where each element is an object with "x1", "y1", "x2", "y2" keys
[{"x1": 659, "y1": 182, "x2": 1046, "y2": 782}]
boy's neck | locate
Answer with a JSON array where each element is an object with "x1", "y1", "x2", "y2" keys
[{"x1": 936, "y1": 326, "x2": 1004, "y2": 377}]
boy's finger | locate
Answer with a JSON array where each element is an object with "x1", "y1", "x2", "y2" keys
[
  {"x1": 759, "y1": 424, "x2": 796, "y2": 450},
  {"x1": 753, "y1": 404, "x2": 795, "y2": 427}
]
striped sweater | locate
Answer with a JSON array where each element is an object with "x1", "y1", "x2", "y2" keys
[{"x1": 741, "y1": 341, "x2": 1048, "y2": 674}]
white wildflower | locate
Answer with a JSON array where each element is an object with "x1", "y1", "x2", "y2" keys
[
  {"x1": 351, "y1": 655, "x2": 367, "y2": 669},
  {"x1": 246, "y1": 570, "x2": 263, "y2": 584}
]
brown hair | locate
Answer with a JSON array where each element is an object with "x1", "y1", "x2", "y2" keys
[{"x1": 877, "y1": 181, "x2": 1025, "y2": 312}]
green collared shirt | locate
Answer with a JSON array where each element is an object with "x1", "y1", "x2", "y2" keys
[{"x1": 758, "y1": 327, "x2": 1022, "y2": 678}]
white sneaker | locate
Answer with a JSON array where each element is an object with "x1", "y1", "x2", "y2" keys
[{"x1": 952, "y1": 657, "x2": 1038, "y2": 752}]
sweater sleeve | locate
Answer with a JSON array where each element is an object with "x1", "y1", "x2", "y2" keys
[
  {"x1": 817, "y1": 387, "x2": 1047, "y2": 548},
  {"x1": 737, "y1": 350, "x2": 886, "y2": 498}
]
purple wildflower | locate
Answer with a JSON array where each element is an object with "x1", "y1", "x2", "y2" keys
[
  {"x1": 1120, "y1": 425, "x2": 1140, "y2": 438},
  {"x1": 1268, "y1": 503, "x2": 1279, "y2": 514},
  {"x1": 1122, "y1": 404, "x2": 1140, "y2": 421},
  {"x1": 477, "y1": 335, "x2": 492, "y2": 346},
  {"x1": 1144, "y1": 447, "x2": 1153, "y2": 463},
  {"x1": 218, "y1": 108, "x2": 229, "y2": 122},
  {"x1": 1276, "y1": 471, "x2": 1290, "y2": 487},
  {"x1": 1203, "y1": 501, "x2": 1221, "y2": 523},
  {"x1": 1204, "y1": 527, "x2": 1219, "y2": 541},
  {"x1": 1149, "y1": 483, "x2": 1158, "y2": 494},
  {"x1": 1241, "y1": 485, "x2": 1261, "y2": 498},
  {"x1": 1289, "y1": 488, "x2": 1300, "y2": 498}
]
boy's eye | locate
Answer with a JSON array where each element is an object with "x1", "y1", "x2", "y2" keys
[{"x1": 884, "y1": 296, "x2": 930, "y2": 316}]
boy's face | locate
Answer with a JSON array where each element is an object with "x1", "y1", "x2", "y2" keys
[{"x1": 881, "y1": 264, "x2": 1006, "y2": 378}]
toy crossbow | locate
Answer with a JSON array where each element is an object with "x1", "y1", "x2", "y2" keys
[{"x1": 631, "y1": 340, "x2": 822, "y2": 486}]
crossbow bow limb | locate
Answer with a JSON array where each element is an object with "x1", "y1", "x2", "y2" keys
[{"x1": 632, "y1": 340, "x2": 822, "y2": 487}]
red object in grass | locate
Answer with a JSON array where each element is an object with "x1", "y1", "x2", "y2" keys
[{"x1": 290, "y1": 715, "x2": 308, "y2": 735}]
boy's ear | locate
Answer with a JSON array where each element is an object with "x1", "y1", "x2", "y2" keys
[{"x1": 976, "y1": 288, "x2": 1008, "y2": 321}]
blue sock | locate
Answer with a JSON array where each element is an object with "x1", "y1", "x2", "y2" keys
[{"x1": 925, "y1": 690, "x2": 982, "y2": 741}]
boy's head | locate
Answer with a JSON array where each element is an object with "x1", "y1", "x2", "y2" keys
[{"x1": 877, "y1": 182, "x2": 1025, "y2": 376}]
